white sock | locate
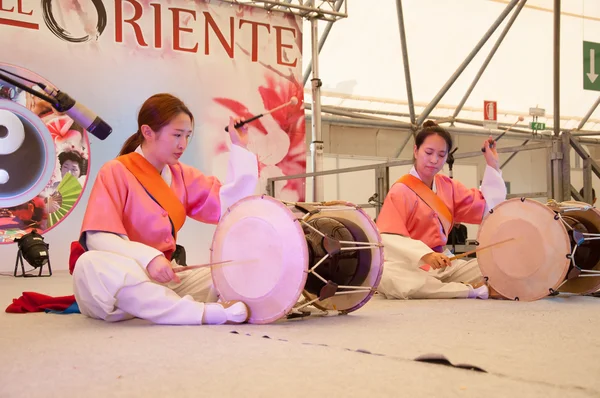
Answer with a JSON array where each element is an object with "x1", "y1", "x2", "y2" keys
[
  {"x1": 224, "y1": 302, "x2": 249, "y2": 323},
  {"x1": 467, "y1": 285, "x2": 489, "y2": 299},
  {"x1": 202, "y1": 303, "x2": 227, "y2": 325}
]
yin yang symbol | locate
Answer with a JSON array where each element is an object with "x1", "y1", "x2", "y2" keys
[{"x1": 0, "y1": 100, "x2": 55, "y2": 208}]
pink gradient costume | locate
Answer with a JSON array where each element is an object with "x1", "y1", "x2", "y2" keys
[
  {"x1": 72, "y1": 144, "x2": 258, "y2": 324},
  {"x1": 376, "y1": 166, "x2": 507, "y2": 299}
]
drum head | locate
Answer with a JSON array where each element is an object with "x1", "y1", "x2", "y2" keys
[
  {"x1": 211, "y1": 195, "x2": 308, "y2": 324},
  {"x1": 300, "y1": 202, "x2": 384, "y2": 313},
  {"x1": 477, "y1": 198, "x2": 571, "y2": 301}
]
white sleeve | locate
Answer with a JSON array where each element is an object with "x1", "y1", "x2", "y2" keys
[
  {"x1": 480, "y1": 165, "x2": 507, "y2": 213},
  {"x1": 85, "y1": 231, "x2": 163, "y2": 269},
  {"x1": 219, "y1": 144, "x2": 259, "y2": 216},
  {"x1": 381, "y1": 233, "x2": 433, "y2": 269}
]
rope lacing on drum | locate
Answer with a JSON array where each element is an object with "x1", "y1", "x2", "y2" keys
[
  {"x1": 296, "y1": 219, "x2": 381, "y2": 304},
  {"x1": 549, "y1": 207, "x2": 600, "y2": 290},
  {"x1": 547, "y1": 199, "x2": 593, "y2": 213}
]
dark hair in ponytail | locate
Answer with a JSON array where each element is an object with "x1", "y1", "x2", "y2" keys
[
  {"x1": 414, "y1": 120, "x2": 453, "y2": 152},
  {"x1": 118, "y1": 93, "x2": 194, "y2": 156},
  {"x1": 119, "y1": 130, "x2": 144, "y2": 157}
]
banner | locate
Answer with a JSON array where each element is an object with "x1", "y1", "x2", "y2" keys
[{"x1": 0, "y1": 0, "x2": 305, "y2": 268}]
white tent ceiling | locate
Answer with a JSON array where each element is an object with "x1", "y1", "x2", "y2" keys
[{"x1": 301, "y1": 0, "x2": 600, "y2": 132}]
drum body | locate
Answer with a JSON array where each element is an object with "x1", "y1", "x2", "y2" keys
[
  {"x1": 210, "y1": 195, "x2": 384, "y2": 324},
  {"x1": 476, "y1": 198, "x2": 600, "y2": 301},
  {"x1": 554, "y1": 201, "x2": 600, "y2": 294}
]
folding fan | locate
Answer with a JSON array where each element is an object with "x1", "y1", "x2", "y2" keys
[{"x1": 47, "y1": 173, "x2": 82, "y2": 227}]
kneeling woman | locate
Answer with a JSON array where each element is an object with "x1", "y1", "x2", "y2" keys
[
  {"x1": 71, "y1": 93, "x2": 259, "y2": 324},
  {"x1": 376, "y1": 121, "x2": 507, "y2": 299}
]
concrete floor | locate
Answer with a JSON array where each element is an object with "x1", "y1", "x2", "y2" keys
[{"x1": 1, "y1": 271, "x2": 599, "y2": 398}]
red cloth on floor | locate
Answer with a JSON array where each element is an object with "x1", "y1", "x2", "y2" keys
[
  {"x1": 69, "y1": 240, "x2": 85, "y2": 275},
  {"x1": 6, "y1": 292, "x2": 76, "y2": 313}
]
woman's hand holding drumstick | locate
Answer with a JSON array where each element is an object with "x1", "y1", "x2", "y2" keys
[
  {"x1": 421, "y1": 238, "x2": 514, "y2": 270},
  {"x1": 447, "y1": 237, "x2": 515, "y2": 262}
]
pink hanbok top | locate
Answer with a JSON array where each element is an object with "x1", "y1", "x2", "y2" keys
[
  {"x1": 68, "y1": 144, "x2": 258, "y2": 273},
  {"x1": 376, "y1": 166, "x2": 506, "y2": 270}
]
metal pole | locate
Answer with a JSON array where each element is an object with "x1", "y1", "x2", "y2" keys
[
  {"x1": 453, "y1": 142, "x2": 550, "y2": 161},
  {"x1": 583, "y1": 158, "x2": 593, "y2": 204},
  {"x1": 310, "y1": 115, "x2": 415, "y2": 129},
  {"x1": 310, "y1": 18, "x2": 324, "y2": 202},
  {"x1": 552, "y1": 0, "x2": 565, "y2": 201},
  {"x1": 561, "y1": 131, "x2": 571, "y2": 200},
  {"x1": 395, "y1": 133, "x2": 413, "y2": 158},
  {"x1": 553, "y1": 0, "x2": 560, "y2": 138},
  {"x1": 308, "y1": 115, "x2": 600, "y2": 145},
  {"x1": 266, "y1": 143, "x2": 551, "y2": 186},
  {"x1": 546, "y1": 146, "x2": 553, "y2": 199},
  {"x1": 375, "y1": 167, "x2": 389, "y2": 217},
  {"x1": 577, "y1": 96, "x2": 600, "y2": 131},
  {"x1": 570, "y1": 186, "x2": 583, "y2": 201},
  {"x1": 452, "y1": 0, "x2": 527, "y2": 119},
  {"x1": 310, "y1": 104, "x2": 600, "y2": 135},
  {"x1": 500, "y1": 139, "x2": 530, "y2": 169},
  {"x1": 551, "y1": 139, "x2": 563, "y2": 201},
  {"x1": 316, "y1": 104, "x2": 395, "y2": 121},
  {"x1": 303, "y1": 0, "x2": 344, "y2": 85},
  {"x1": 453, "y1": 118, "x2": 531, "y2": 135},
  {"x1": 395, "y1": 0, "x2": 416, "y2": 126},
  {"x1": 415, "y1": 0, "x2": 519, "y2": 127}
]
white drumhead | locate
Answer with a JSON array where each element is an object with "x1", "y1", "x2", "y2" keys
[
  {"x1": 211, "y1": 195, "x2": 308, "y2": 324},
  {"x1": 477, "y1": 198, "x2": 570, "y2": 301}
]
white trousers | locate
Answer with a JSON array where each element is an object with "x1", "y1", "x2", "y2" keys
[
  {"x1": 377, "y1": 257, "x2": 483, "y2": 300},
  {"x1": 72, "y1": 251, "x2": 218, "y2": 324}
]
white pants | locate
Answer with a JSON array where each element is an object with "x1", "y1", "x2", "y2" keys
[
  {"x1": 73, "y1": 251, "x2": 218, "y2": 324},
  {"x1": 378, "y1": 257, "x2": 483, "y2": 299}
]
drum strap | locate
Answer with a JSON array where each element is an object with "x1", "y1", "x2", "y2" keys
[
  {"x1": 397, "y1": 174, "x2": 453, "y2": 235},
  {"x1": 117, "y1": 153, "x2": 186, "y2": 240}
]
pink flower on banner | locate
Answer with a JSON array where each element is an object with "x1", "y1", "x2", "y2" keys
[
  {"x1": 214, "y1": 73, "x2": 306, "y2": 201},
  {"x1": 46, "y1": 116, "x2": 81, "y2": 145},
  {"x1": 259, "y1": 74, "x2": 306, "y2": 200}
]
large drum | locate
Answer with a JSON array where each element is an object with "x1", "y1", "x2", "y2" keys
[
  {"x1": 210, "y1": 195, "x2": 384, "y2": 324},
  {"x1": 476, "y1": 198, "x2": 600, "y2": 301}
]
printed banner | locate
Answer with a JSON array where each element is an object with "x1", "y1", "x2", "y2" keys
[{"x1": 0, "y1": 0, "x2": 305, "y2": 247}]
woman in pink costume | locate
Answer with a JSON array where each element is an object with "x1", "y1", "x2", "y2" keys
[
  {"x1": 71, "y1": 93, "x2": 258, "y2": 325},
  {"x1": 376, "y1": 121, "x2": 507, "y2": 300}
]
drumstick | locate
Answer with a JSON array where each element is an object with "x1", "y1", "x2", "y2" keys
[
  {"x1": 172, "y1": 260, "x2": 232, "y2": 273},
  {"x1": 447, "y1": 238, "x2": 515, "y2": 261},
  {"x1": 172, "y1": 258, "x2": 259, "y2": 273},
  {"x1": 224, "y1": 96, "x2": 299, "y2": 132},
  {"x1": 481, "y1": 116, "x2": 524, "y2": 152}
]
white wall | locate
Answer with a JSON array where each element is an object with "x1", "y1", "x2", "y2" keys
[{"x1": 307, "y1": 121, "x2": 600, "y2": 242}]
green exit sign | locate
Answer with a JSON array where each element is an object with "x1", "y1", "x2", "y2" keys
[
  {"x1": 530, "y1": 122, "x2": 546, "y2": 130},
  {"x1": 584, "y1": 41, "x2": 600, "y2": 91}
]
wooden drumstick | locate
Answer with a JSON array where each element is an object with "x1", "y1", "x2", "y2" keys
[
  {"x1": 481, "y1": 116, "x2": 524, "y2": 152},
  {"x1": 172, "y1": 259, "x2": 259, "y2": 273},
  {"x1": 447, "y1": 238, "x2": 515, "y2": 261},
  {"x1": 172, "y1": 260, "x2": 232, "y2": 273},
  {"x1": 224, "y1": 96, "x2": 299, "y2": 132}
]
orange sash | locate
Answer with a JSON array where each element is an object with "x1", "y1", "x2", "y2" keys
[
  {"x1": 117, "y1": 153, "x2": 186, "y2": 239},
  {"x1": 397, "y1": 174, "x2": 453, "y2": 235}
]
